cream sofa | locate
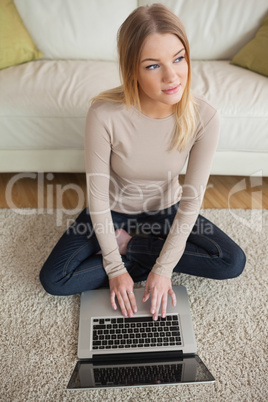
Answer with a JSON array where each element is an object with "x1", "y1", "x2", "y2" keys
[{"x1": 0, "y1": 0, "x2": 268, "y2": 176}]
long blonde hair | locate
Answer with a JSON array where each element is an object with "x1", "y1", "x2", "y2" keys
[{"x1": 92, "y1": 4, "x2": 197, "y2": 151}]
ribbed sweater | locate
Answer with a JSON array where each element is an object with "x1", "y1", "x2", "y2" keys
[{"x1": 84, "y1": 95, "x2": 220, "y2": 279}]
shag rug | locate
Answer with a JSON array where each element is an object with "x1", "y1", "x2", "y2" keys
[{"x1": 0, "y1": 208, "x2": 267, "y2": 402}]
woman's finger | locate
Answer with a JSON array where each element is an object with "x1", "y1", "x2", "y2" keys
[
  {"x1": 122, "y1": 291, "x2": 135, "y2": 317},
  {"x1": 150, "y1": 288, "x2": 159, "y2": 320},
  {"x1": 143, "y1": 287, "x2": 151, "y2": 302},
  {"x1": 127, "y1": 290, "x2": 137, "y2": 313},
  {"x1": 110, "y1": 290, "x2": 117, "y2": 311},
  {"x1": 153, "y1": 292, "x2": 162, "y2": 321},
  {"x1": 116, "y1": 292, "x2": 128, "y2": 317},
  {"x1": 160, "y1": 292, "x2": 168, "y2": 318},
  {"x1": 150, "y1": 290, "x2": 172, "y2": 320},
  {"x1": 116, "y1": 290, "x2": 137, "y2": 318},
  {"x1": 168, "y1": 288, "x2": 177, "y2": 306}
]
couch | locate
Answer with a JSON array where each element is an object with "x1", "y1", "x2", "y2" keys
[{"x1": 0, "y1": 0, "x2": 268, "y2": 176}]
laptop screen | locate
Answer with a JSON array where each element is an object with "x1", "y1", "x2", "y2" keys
[{"x1": 67, "y1": 355, "x2": 215, "y2": 389}]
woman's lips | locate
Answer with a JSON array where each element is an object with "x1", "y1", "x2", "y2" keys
[{"x1": 162, "y1": 84, "x2": 181, "y2": 95}]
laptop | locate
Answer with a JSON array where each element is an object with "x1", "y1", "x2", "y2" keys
[{"x1": 67, "y1": 285, "x2": 215, "y2": 389}]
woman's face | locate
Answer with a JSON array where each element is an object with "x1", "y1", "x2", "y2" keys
[{"x1": 137, "y1": 33, "x2": 188, "y2": 118}]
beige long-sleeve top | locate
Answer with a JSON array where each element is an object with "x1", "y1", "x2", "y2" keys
[{"x1": 84, "y1": 95, "x2": 220, "y2": 279}]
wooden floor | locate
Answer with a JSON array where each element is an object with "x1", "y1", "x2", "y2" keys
[{"x1": 0, "y1": 173, "x2": 267, "y2": 210}]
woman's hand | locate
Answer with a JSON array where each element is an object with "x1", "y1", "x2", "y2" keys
[
  {"x1": 109, "y1": 272, "x2": 137, "y2": 318},
  {"x1": 143, "y1": 271, "x2": 176, "y2": 320}
]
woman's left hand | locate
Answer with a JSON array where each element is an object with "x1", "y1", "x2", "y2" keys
[{"x1": 143, "y1": 271, "x2": 176, "y2": 320}]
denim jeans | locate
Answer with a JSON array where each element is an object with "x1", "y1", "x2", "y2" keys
[{"x1": 39, "y1": 203, "x2": 246, "y2": 295}]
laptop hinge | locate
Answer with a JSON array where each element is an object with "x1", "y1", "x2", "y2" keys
[{"x1": 92, "y1": 350, "x2": 183, "y2": 364}]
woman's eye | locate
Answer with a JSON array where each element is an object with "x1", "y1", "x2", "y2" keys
[
  {"x1": 146, "y1": 64, "x2": 159, "y2": 70},
  {"x1": 174, "y1": 56, "x2": 185, "y2": 63}
]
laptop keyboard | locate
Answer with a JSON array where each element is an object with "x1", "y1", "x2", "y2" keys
[{"x1": 92, "y1": 315, "x2": 182, "y2": 350}]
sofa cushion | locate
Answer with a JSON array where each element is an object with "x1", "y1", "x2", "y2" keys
[
  {"x1": 0, "y1": 60, "x2": 120, "y2": 149},
  {"x1": 192, "y1": 60, "x2": 268, "y2": 152},
  {"x1": 138, "y1": 0, "x2": 268, "y2": 60},
  {"x1": 14, "y1": 0, "x2": 138, "y2": 61},
  {"x1": 0, "y1": 0, "x2": 43, "y2": 70},
  {"x1": 0, "y1": 60, "x2": 267, "y2": 154},
  {"x1": 231, "y1": 15, "x2": 268, "y2": 77}
]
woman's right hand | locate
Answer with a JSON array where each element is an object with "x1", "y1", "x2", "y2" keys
[{"x1": 109, "y1": 272, "x2": 137, "y2": 318}]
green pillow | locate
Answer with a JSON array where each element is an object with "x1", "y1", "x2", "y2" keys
[
  {"x1": 231, "y1": 15, "x2": 268, "y2": 77},
  {"x1": 0, "y1": 0, "x2": 43, "y2": 70}
]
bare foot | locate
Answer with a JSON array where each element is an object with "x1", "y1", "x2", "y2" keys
[{"x1": 115, "y1": 228, "x2": 132, "y2": 255}]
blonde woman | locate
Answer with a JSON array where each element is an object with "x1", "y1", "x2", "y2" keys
[{"x1": 40, "y1": 4, "x2": 246, "y2": 320}]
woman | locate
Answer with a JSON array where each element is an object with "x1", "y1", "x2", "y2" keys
[{"x1": 40, "y1": 4, "x2": 246, "y2": 320}]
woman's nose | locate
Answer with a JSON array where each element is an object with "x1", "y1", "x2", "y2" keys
[{"x1": 163, "y1": 66, "x2": 177, "y2": 83}]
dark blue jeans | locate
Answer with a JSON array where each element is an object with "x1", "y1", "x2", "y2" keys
[{"x1": 39, "y1": 204, "x2": 246, "y2": 296}]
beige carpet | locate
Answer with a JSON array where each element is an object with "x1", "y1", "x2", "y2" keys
[{"x1": 0, "y1": 209, "x2": 267, "y2": 401}]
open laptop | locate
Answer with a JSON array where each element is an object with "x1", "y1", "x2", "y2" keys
[{"x1": 67, "y1": 285, "x2": 215, "y2": 389}]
